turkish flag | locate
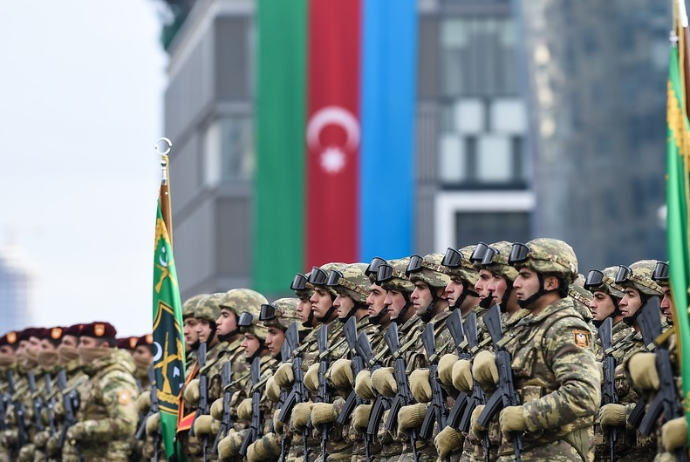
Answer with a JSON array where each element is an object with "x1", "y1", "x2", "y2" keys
[{"x1": 305, "y1": 0, "x2": 361, "y2": 268}]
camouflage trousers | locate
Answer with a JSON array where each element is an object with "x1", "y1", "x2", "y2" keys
[{"x1": 496, "y1": 440, "x2": 585, "y2": 462}]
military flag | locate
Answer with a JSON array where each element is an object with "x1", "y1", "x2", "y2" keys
[
  {"x1": 152, "y1": 148, "x2": 186, "y2": 460},
  {"x1": 665, "y1": 4, "x2": 690, "y2": 437}
]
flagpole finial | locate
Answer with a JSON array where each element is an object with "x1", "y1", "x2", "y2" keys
[
  {"x1": 155, "y1": 138, "x2": 173, "y2": 157},
  {"x1": 671, "y1": 30, "x2": 680, "y2": 44}
]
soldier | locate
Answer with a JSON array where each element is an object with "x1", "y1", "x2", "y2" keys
[
  {"x1": 65, "y1": 321, "x2": 139, "y2": 460},
  {"x1": 473, "y1": 238, "x2": 600, "y2": 462},
  {"x1": 442, "y1": 245, "x2": 481, "y2": 317},
  {"x1": 0, "y1": 331, "x2": 18, "y2": 462},
  {"x1": 130, "y1": 334, "x2": 155, "y2": 462},
  {"x1": 365, "y1": 257, "x2": 392, "y2": 328},
  {"x1": 183, "y1": 294, "x2": 208, "y2": 373},
  {"x1": 117, "y1": 336, "x2": 140, "y2": 357}
]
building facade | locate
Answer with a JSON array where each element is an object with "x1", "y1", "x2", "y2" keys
[{"x1": 0, "y1": 246, "x2": 32, "y2": 332}]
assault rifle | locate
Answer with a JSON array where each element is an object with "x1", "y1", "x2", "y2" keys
[
  {"x1": 420, "y1": 322, "x2": 448, "y2": 441},
  {"x1": 27, "y1": 372, "x2": 45, "y2": 432},
  {"x1": 337, "y1": 318, "x2": 369, "y2": 458},
  {"x1": 598, "y1": 317, "x2": 617, "y2": 462},
  {"x1": 636, "y1": 299, "x2": 688, "y2": 462},
  {"x1": 316, "y1": 323, "x2": 331, "y2": 462},
  {"x1": 45, "y1": 373, "x2": 57, "y2": 438},
  {"x1": 212, "y1": 362, "x2": 233, "y2": 455},
  {"x1": 57, "y1": 369, "x2": 82, "y2": 462},
  {"x1": 477, "y1": 305, "x2": 523, "y2": 462},
  {"x1": 445, "y1": 309, "x2": 470, "y2": 428},
  {"x1": 384, "y1": 322, "x2": 419, "y2": 462},
  {"x1": 190, "y1": 342, "x2": 210, "y2": 462},
  {"x1": 355, "y1": 331, "x2": 388, "y2": 462},
  {"x1": 136, "y1": 366, "x2": 160, "y2": 461},
  {"x1": 276, "y1": 327, "x2": 294, "y2": 462},
  {"x1": 240, "y1": 357, "x2": 262, "y2": 456},
  {"x1": 0, "y1": 371, "x2": 10, "y2": 432},
  {"x1": 9, "y1": 370, "x2": 28, "y2": 460}
]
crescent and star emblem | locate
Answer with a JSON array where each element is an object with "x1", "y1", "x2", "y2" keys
[{"x1": 306, "y1": 106, "x2": 360, "y2": 174}]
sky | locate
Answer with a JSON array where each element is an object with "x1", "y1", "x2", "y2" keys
[{"x1": 0, "y1": 1, "x2": 168, "y2": 336}]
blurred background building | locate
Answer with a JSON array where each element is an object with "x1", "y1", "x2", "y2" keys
[
  {"x1": 159, "y1": 0, "x2": 670, "y2": 300},
  {"x1": 0, "y1": 244, "x2": 33, "y2": 331}
]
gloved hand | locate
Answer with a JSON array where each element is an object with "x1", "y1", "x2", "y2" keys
[
  {"x1": 438, "y1": 353, "x2": 459, "y2": 387},
  {"x1": 452, "y1": 359, "x2": 473, "y2": 393},
  {"x1": 146, "y1": 412, "x2": 160, "y2": 436},
  {"x1": 274, "y1": 361, "x2": 294, "y2": 388},
  {"x1": 435, "y1": 426, "x2": 464, "y2": 459},
  {"x1": 265, "y1": 376, "x2": 281, "y2": 402},
  {"x1": 247, "y1": 433, "x2": 281, "y2": 462},
  {"x1": 66, "y1": 422, "x2": 88, "y2": 442},
  {"x1": 34, "y1": 430, "x2": 49, "y2": 448},
  {"x1": 18, "y1": 445, "x2": 34, "y2": 462},
  {"x1": 211, "y1": 397, "x2": 224, "y2": 420},
  {"x1": 290, "y1": 402, "x2": 314, "y2": 430},
  {"x1": 193, "y1": 415, "x2": 215, "y2": 436},
  {"x1": 352, "y1": 404, "x2": 372, "y2": 431},
  {"x1": 355, "y1": 370, "x2": 376, "y2": 400},
  {"x1": 499, "y1": 406, "x2": 528, "y2": 436},
  {"x1": 473, "y1": 351, "x2": 498, "y2": 388},
  {"x1": 628, "y1": 352, "x2": 659, "y2": 391},
  {"x1": 329, "y1": 358, "x2": 354, "y2": 389},
  {"x1": 311, "y1": 403, "x2": 338, "y2": 429},
  {"x1": 304, "y1": 363, "x2": 320, "y2": 392},
  {"x1": 136, "y1": 390, "x2": 152, "y2": 414},
  {"x1": 46, "y1": 434, "x2": 60, "y2": 455},
  {"x1": 599, "y1": 404, "x2": 626, "y2": 428},
  {"x1": 211, "y1": 418, "x2": 220, "y2": 435},
  {"x1": 397, "y1": 403, "x2": 428, "y2": 434},
  {"x1": 470, "y1": 404, "x2": 486, "y2": 435},
  {"x1": 273, "y1": 409, "x2": 284, "y2": 435},
  {"x1": 238, "y1": 398, "x2": 253, "y2": 421},
  {"x1": 184, "y1": 379, "x2": 201, "y2": 405},
  {"x1": 372, "y1": 367, "x2": 397, "y2": 397},
  {"x1": 410, "y1": 369, "x2": 432, "y2": 403},
  {"x1": 218, "y1": 430, "x2": 244, "y2": 458},
  {"x1": 661, "y1": 416, "x2": 689, "y2": 452}
]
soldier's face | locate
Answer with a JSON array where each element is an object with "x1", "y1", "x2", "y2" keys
[
  {"x1": 16, "y1": 340, "x2": 28, "y2": 356},
  {"x1": 589, "y1": 291, "x2": 616, "y2": 321},
  {"x1": 619, "y1": 288, "x2": 643, "y2": 319},
  {"x1": 513, "y1": 267, "x2": 541, "y2": 304},
  {"x1": 660, "y1": 286, "x2": 674, "y2": 322},
  {"x1": 310, "y1": 288, "x2": 333, "y2": 319},
  {"x1": 385, "y1": 290, "x2": 408, "y2": 319},
  {"x1": 241, "y1": 333, "x2": 261, "y2": 358},
  {"x1": 265, "y1": 327, "x2": 285, "y2": 357},
  {"x1": 0, "y1": 346, "x2": 14, "y2": 356},
  {"x1": 296, "y1": 297, "x2": 312, "y2": 323},
  {"x1": 133, "y1": 346, "x2": 153, "y2": 364},
  {"x1": 40, "y1": 339, "x2": 57, "y2": 352},
  {"x1": 367, "y1": 284, "x2": 388, "y2": 317},
  {"x1": 79, "y1": 336, "x2": 108, "y2": 348},
  {"x1": 216, "y1": 309, "x2": 237, "y2": 336},
  {"x1": 445, "y1": 278, "x2": 464, "y2": 306},
  {"x1": 486, "y1": 274, "x2": 508, "y2": 307},
  {"x1": 411, "y1": 281, "x2": 433, "y2": 316},
  {"x1": 334, "y1": 294, "x2": 355, "y2": 319},
  {"x1": 196, "y1": 320, "x2": 213, "y2": 343},
  {"x1": 61, "y1": 335, "x2": 78, "y2": 348},
  {"x1": 184, "y1": 318, "x2": 200, "y2": 346},
  {"x1": 28, "y1": 336, "x2": 42, "y2": 355},
  {"x1": 475, "y1": 270, "x2": 493, "y2": 302}
]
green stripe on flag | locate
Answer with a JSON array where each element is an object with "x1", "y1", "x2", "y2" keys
[
  {"x1": 665, "y1": 44, "x2": 690, "y2": 434},
  {"x1": 254, "y1": 0, "x2": 307, "y2": 293}
]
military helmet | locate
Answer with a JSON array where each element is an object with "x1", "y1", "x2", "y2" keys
[
  {"x1": 291, "y1": 272, "x2": 314, "y2": 300},
  {"x1": 584, "y1": 266, "x2": 625, "y2": 299},
  {"x1": 406, "y1": 253, "x2": 451, "y2": 288},
  {"x1": 615, "y1": 260, "x2": 663, "y2": 297},
  {"x1": 219, "y1": 288, "x2": 268, "y2": 319},
  {"x1": 508, "y1": 238, "x2": 578, "y2": 283},
  {"x1": 480, "y1": 241, "x2": 518, "y2": 281},
  {"x1": 442, "y1": 245, "x2": 479, "y2": 286},
  {"x1": 260, "y1": 298, "x2": 305, "y2": 332},
  {"x1": 327, "y1": 263, "x2": 370, "y2": 304},
  {"x1": 237, "y1": 311, "x2": 268, "y2": 341},
  {"x1": 309, "y1": 262, "x2": 345, "y2": 297},
  {"x1": 376, "y1": 257, "x2": 414, "y2": 292},
  {"x1": 652, "y1": 261, "x2": 669, "y2": 287},
  {"x1": 366, "y1": 257, "x2": 388, "y2": 284},
  {"x1": 569, "y1": 284, "x2": 593, "y2": 316},
  {"x1": 194, "y1": 293, "x2": 225, "y2": 323},
  {"x1": 183, "y1": 294, "x2": 207, "y2": 320}
]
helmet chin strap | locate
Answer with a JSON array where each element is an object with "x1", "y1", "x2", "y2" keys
[
  {"x1": 499, "y1": 281, "x2": 514, "y2": 312},
  {"x1": 338, "y1": 304, "x2": 366, "y2": 323},
  {"x1": 205, "y1": 323, "x2": 218, "y2": 345},
  {"x1": 592, "y1": 297, "x2": 623, "y2": 328},
  {"x1": 369, "y1": 305, "x2": 389, "y2": 325},
  {"x1": 391, "y1": 293, "x2": 413, "y2": 325},
  {"x1": 623, "y1": 293, "x2": 648, "y2": 327},
  {"x1": 316, "y1": 293, "x2": 338, "y2": 323},
  {"x1": 302, "y1": 309, "x2": 316, "y2": 329},
  {"x1": 420, "y1": 288, "x2": 441, "y2": 323},
  {"x1": 517, "y1": 274, "x2": 558, "y2": 309},
  {"x1": 217, "y1": 328, "x2": 239, "y2": 343},
  {"x1": 450, "y1": 281, "x2": 475, "y2": 311},
  {"x1": 479, "y1": 295, "x2": 493, "y2": 309}
]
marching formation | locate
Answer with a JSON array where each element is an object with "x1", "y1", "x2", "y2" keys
[{"x1": 1, "y1": 237, "x2": 687, "y2": 462}]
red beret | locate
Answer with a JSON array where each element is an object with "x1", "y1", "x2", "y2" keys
[
  {"x1": 116, "y1": 336, "x2": 139, "y2": 351},
  {"x1": 0, "y1": 331, "x2": 18, "y2": 347},
  {"x1": 64, "y1": 324, "x2": 83, "y2": 337},
  {"x1": 136, "y1": 334, "x2": 154, "y2": 348},
  {"x1": 18, "y1": 328, "x2": 38, "y2": 342},
  {"x1": 80, "y1": 322, "x2": 117, "y2": 339}
]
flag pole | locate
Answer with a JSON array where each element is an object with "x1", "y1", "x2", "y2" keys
[{"x1": 156, "y1": 138, "x2": 174, "y2": 245}]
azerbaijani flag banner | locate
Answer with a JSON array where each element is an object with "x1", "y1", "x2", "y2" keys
[
  {"x1": 665, "y1": 37, "x2": 690, "y2": 434},
  {"x1": 152, "y1": 162, "x2": 186, "y2": 460},
  {"x1": 254, "y1": 0, "x2": 417, "y2": 292}
]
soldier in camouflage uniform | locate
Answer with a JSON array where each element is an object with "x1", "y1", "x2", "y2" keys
[
  {"x1": 130, "y1": 334, "x2": 160, "y2": 462},
  {"x1": 183, "y1": 294, "x2": 208, "y2": 373},
  {"x1": 364, "y1": 257, "x2": 392, "y2": 329},
  {"x1": 442, "y1": 245, "x2": 482, "y2": 317},
  {"x1": 0, "y1": 331, "x2": 18, "y2": 462},
  {"x1": 66, "y1": 322, "x2": 139, "y2": 461},
  {"x1": 598, "y1": 260, "x2": 663, "y2": 462},
  {"x1": 472, "y1": 238, "x2": 600, "y2": 462}
]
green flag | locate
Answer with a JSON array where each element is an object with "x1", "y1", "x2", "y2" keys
[
  {"x1": 152, "y1": 196, "x2": 186, "y2": 460},
  {"x1": 665, "y1": 42, "x2": 690, "y2": 435}
]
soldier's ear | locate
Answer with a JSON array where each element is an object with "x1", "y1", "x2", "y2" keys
[{"x1": 544, "y1": 275, "x2": 559, "y2": 290}]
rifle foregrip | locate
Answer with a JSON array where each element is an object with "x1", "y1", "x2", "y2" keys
[
  {"x1": 627, "y1": 398, "x2": 647, "y2": 428},
  {"x1": 367, "y1": 397, "x2": 385, "y2": 436},
  {"x1": 385, "y1": 397, "x2": 402, "y2": 432},
  {"x1": 279, "y1": 391, "x2": 298, "y2": 423},
  {"x1": 477, "y1": 392, "x2": 502, "y2": 428},
  {"x1": 419, "y1": 405, "x2": 436, "y2": 440},
  {"x1": 336, "y1": 391, "x2": 357, "y2": 425},
  {"x1": 447, "y1": 392, "x2": 468, "y2": 428},
  {"x1": 459, "y1": 398, "x2": 477, "y2": 433},
  {"x1": 638, "y1": 393, "x2": 664, "y2": 436}
]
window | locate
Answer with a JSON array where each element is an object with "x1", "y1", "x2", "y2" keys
[
  {"x1": 203, "y1": 116, "x2": 254, "y2": 186},
  {"x1": 454, "y1": 211, "x2": 531, "y2": 247}
]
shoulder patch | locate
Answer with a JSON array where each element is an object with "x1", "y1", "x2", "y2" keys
[
  {"x1": 118, "y1": 390, "x2": 132, "y2": 405},
  {"x1": 572, "y1": 329, "x2": 591, "y2": 348}
]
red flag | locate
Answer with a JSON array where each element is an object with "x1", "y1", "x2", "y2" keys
[{"x1": 305, "y1": 0, "x2": 361, "y2": 267}]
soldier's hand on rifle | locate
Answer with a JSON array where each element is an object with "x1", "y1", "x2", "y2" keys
[
  {"x1": 409, "y1": 369, "x2": 432, "y2": 403},
  {"x1": 435, "y1": 426, "x2": 463, "y2": 459},
  {"x1": 304, "y1": 363, "x2": 320, "y2": 392},
  {"x1": 470, "y1": 404, "x2": 486, "y2": 435},
  {"x1": 354, "y1": 370, "x2": 376, "y2": 399},
  {"x1": 598, "y1": 403, "x2": 626, "y2": 428},
  {"x1": 145, "y1": 412, "x2": 160, "y2": 436},
  {"x1": 218, "y1": 430, "x2": 244, "y2": 458},
  {"x1": 661, "y1": 416, "x2": 689, "y2": 451},
  {"x1": 46, "y1": 433, "x2": 60, "y2": 455},
  {"x1": 136, "y1": 390, "x2": 151, "y2": 414},
  {"x1": 311, "y1": 402, "x2": 338, "y2": 429},
  {"x1": 397, "y1": 403, "x2": 427, "y2": 434},
  {"x1": 438, "y1": 353, "x2": 459, "y2": 387},
  {"x1": 290, "y1": 402, "x2": 314, "y2": 429},
  {"x1": 66, "y1": 422, "x2": 88, "y2": 442},
  {"x1": 193, "y1": 415, "x2": 215, "y2": 436},
  {"x1": 237, "y1": 398, "x2": 253, "y2": 421},
  {"x1": 473, "y1": 351, "x2": 499, "y2": 388},
  {"x1": 184, "y1": 379, "x2": 201, "y2": 405},
  {"x1": 34, "y1": 429, "x2": 49, "y2": 448},
  {"x1": 265, "y1": 376, "x2": 281, "y2": 402},
  {"x1": 371, "y1": 367, "x2": 397, "y2": 397},
  {"x1": 452, "y1": 359, "x2": 473, "y2": 394},
  {"x1": 273, "y1": 362, "x2": 294, "y2": 388},
  {"x1": 329, "y1": 358, "x2": 354, "y2": 389},
  {"x1": 272, "y1": 409, "x2": 284, "y2": 434},
  {"x1": 211, "y1": 397, "x2": 224, "y2": 420},
  {"x1": 247, "y1": 433, "x2": 281, "y2": 462},
  {"x1": 499, "y1": 405, "x2": 528, "y2": 436},
  {"x1": 628, "y1": 352, "x2": 660, "y2": 391},
  {"x1": 352, "y1": 404, "x2": 372, "y2": 431}
]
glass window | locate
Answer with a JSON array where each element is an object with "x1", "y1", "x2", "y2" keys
[
  {"x1": 490, "y1": 98, "x2": 526, "y2": 134},
  {"x1": 439, "y1": 134, "x2": 467, "y2": 183},
  {"x1": 477, "y1": 135, "x2": 511, "y2": 182},
  {"x1": 454, "y1": 211, "x2": 531, "y2": 247},
  {"x1": 454, "y1": 99, "x2": 484, "y2": 134},
  {"x1": 203, "y1": 116, "x2": 254, "y2": 186}
]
